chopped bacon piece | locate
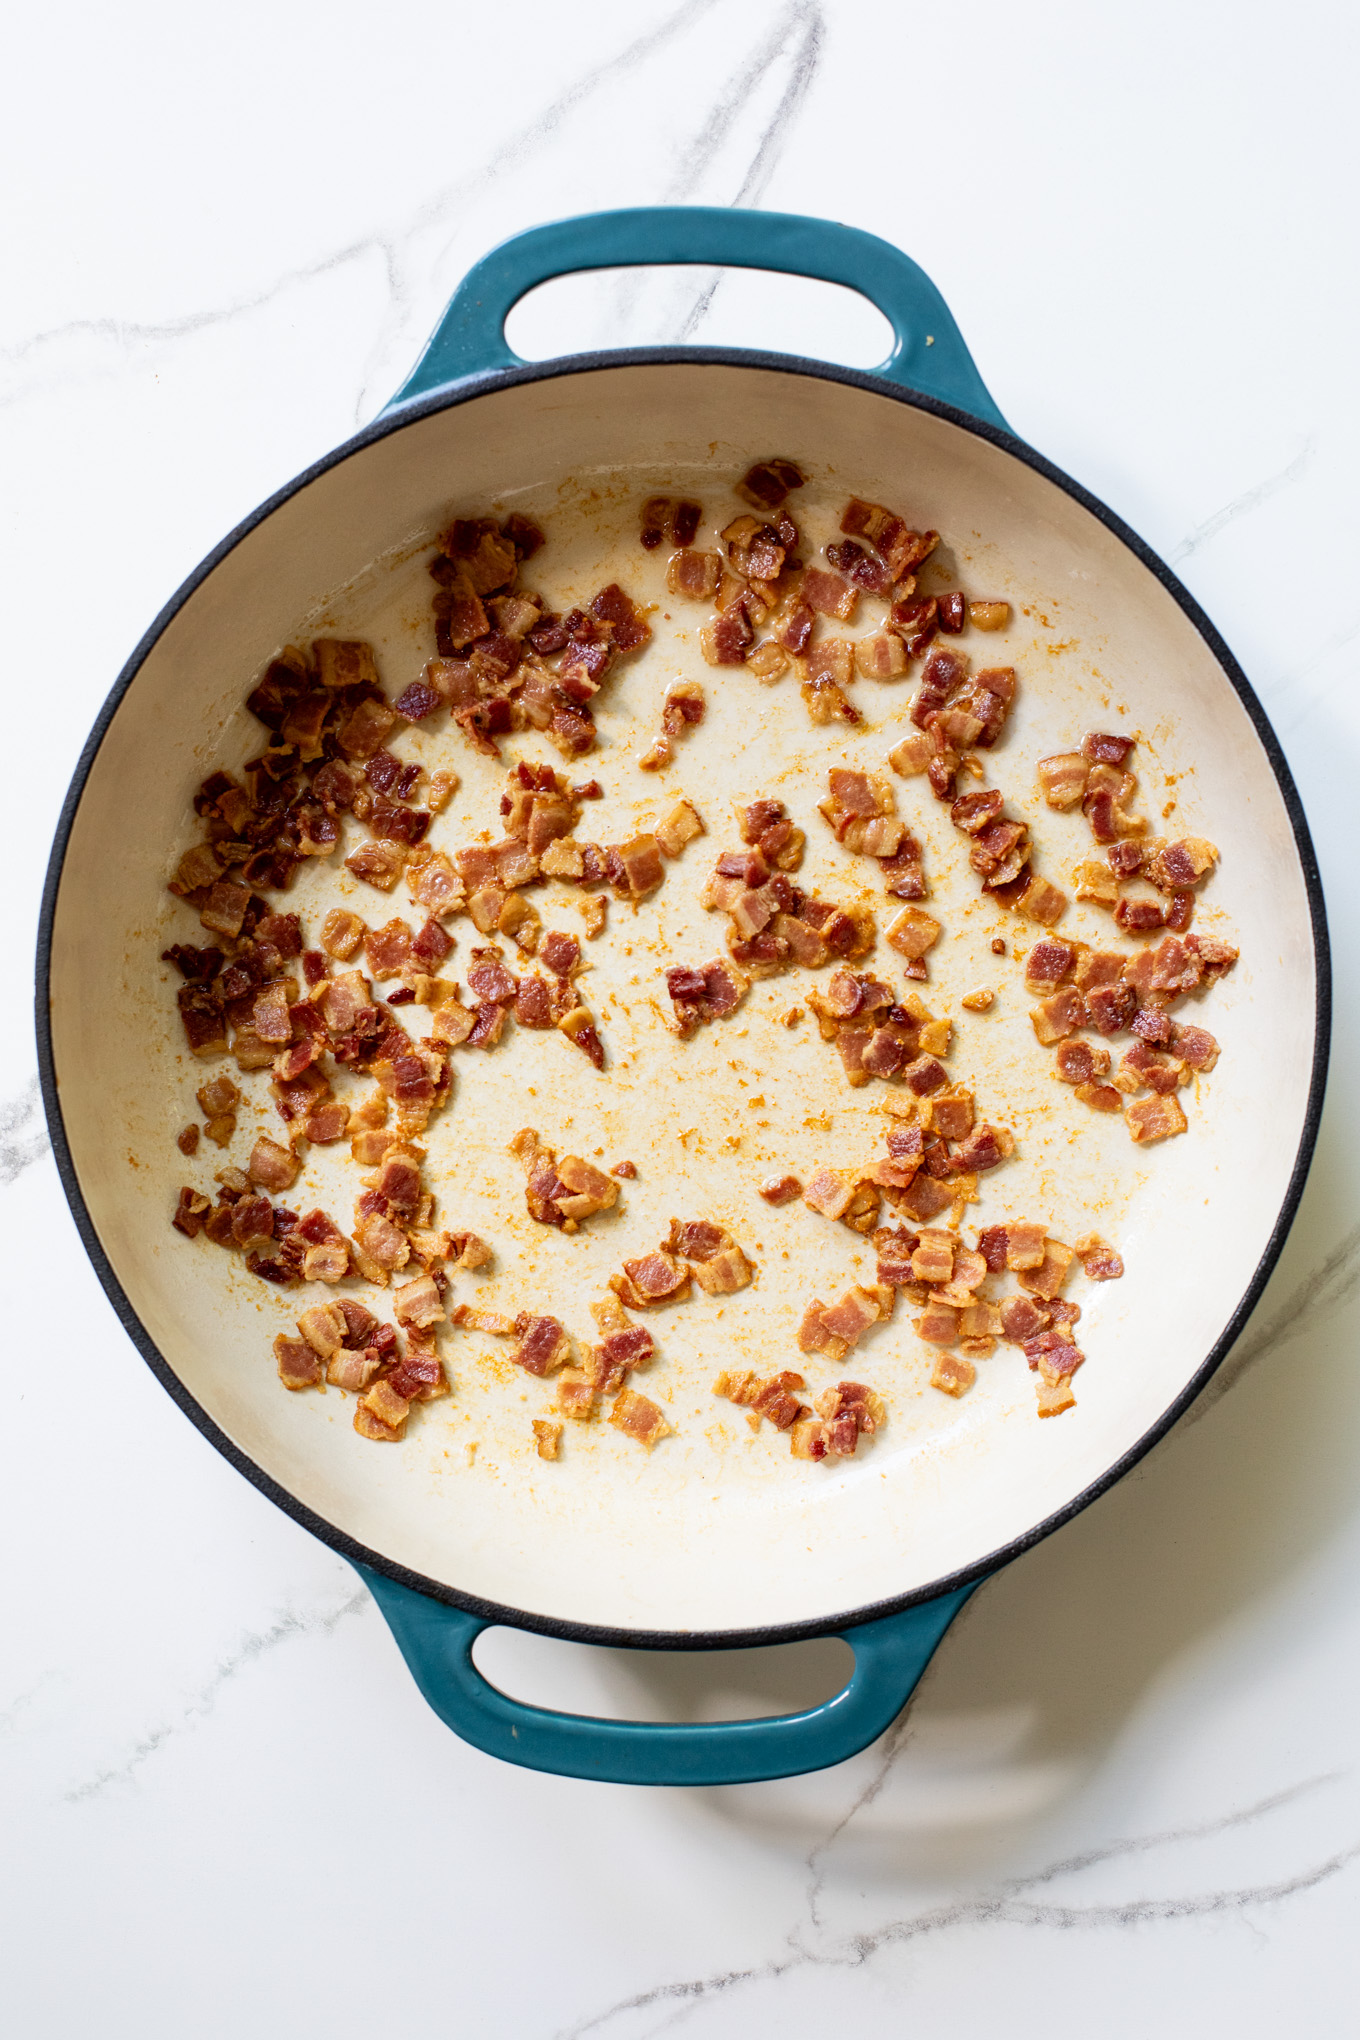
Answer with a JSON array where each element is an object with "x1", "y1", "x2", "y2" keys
[
  {"x1": 392, "y1": 1271, "x2": 446, "y2": 1331},
  {"x1": 172, "y1": 1187, "x2": 211, "y2": 1237},
  {"x1": 345, "y1": 839, "x2": 407, "y2": 892},
  {"x1": 532, "y1": 1419, "x2": 563, "y2": 1461},
  {"x1": 275, "y1": 1335, "x2": 323, "y2": 1390},
  {"x1": 247, "y1": 1135, "x2": 300, "y2": 1193},
  {"x1": 1024, "y1": 939, "x2": 1078, "y2": 995},
  {"x1": 736, "y1": 458, "x2": 804, "y2": 509},
  {"x1": 608, "y1": 1388, "x2": 671, "y2": 1448},
  {"x1": 1083, "y1": 730, "x2": 1135, "y2": 767},
  {"x1": 885, "y1": 905, "x2": 940, "y2": 961},
  {"x1": 931, "y1": 1352, "x2": 976, "y2": 1397},
  {"x1": 509, "y1": 1315, "x2": 572, "y2": 1377},
  {"x1": 1037, "y1": 753, "x2": 1089, "y2": 810},
  {"x1": 1147, "y1": 836, "x2": 1219, "y2": 893},
  {"x1": 1073, "y1": 859, "x2": 1121, "y2": 908},
  {"x1": 610, "y1": 1248, "x2": 690, "y2": 1311},
  {"x1": 614, "y1": 833, "x2": 665, "y2": 898},
  {"x1": 552, "y1": 1154, "x2": 618, "y2": 1221},
  {"x1": 815, "y1": 1380, "x2": 888, "y2": 1456},
  {"x1": 1126, "y1": 1093, "x2": 1189, "y2": 1144},
  {"x1": 1055, "y1": 1038, "x2": 1111, "y2": 1084},
  {"x1": 355, "y1": 1377, "x2": 410, "y2": 1441},
  {"x1": 1030, "y1": 987, "x2": 1088, "y2": 1045},
  {"x1": 1085, "y1": 981, "x2": 1138, "y2": 1037},
  {"x1": 1076, "y1": 1232, "x2": 1125, "y2": 1280},
  {"x1": 1000, "y1": 1293, "x2": 1050, "y2": 1343},
  {"x1": 1017, "y1": 1238, "x2": 1076, "y2": 1299}
]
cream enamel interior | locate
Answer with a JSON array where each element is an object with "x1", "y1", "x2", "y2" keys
[{"x1": 47, "y1": 362, "x2": 1318, "y2": 1637}]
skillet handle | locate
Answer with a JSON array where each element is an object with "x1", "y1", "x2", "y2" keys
[
  {"x1": 387, "y1": 206, "x2": 1008, "y2": 430},
  {"x1": 356, "y1": 1562, "x2": 978, "y2": 1786}
]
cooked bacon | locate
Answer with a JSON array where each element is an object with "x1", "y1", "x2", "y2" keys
[
  {"x1": 611, "y1": 1249, "x2": 690, "y2": 1311},
  {"x1": 1055, "y1": 1038, "x2": 1111, "y2": 1085},
  {"x1": 715, "y1": 1368, "x2": 809, "y2": 1433},
  {"x1": 1036, "y1": 752, "x2": 1088, "y2": 811},
  {"x1": 737, "y1": 458, "x2": 804, "y2": 509},
  {"x1": 172, "y1": 1187, "x2": 211, "y2": 1237},
  {"x1": 665, "y1": 956, "x2": 750, "y2": 1037},
  {"x1": 508, "y1": 1314, "x2": 572, "y2": 1377},
  {"x1": 553, "y1": 1155, "x2": 618, "y2": 1221},
  {"x1": 345, "y1": 839, "x2": 407, "y2": 892},
  {"x1": 608, "y1": 1388, "x2": 671, "y2": 1447},
  {"x1": 246, "y1": 1135, "x2": 300, "y2": 1193},
  {"x1": 654, "y1": 798, "x2": 704, "y2": 860},
  {"x1": 274, "y1": 1335, "x2": 323, "y2": 1390},
  {"x1": 1126, "y1": 1093, "x2": 1189, "y2": 1144},
  {"x1": 815, "y1": 1380, "x2": 888, "y2": 1455},
  {"x1": 931, "y1": 1351, "x2": 976, "y2": 1397},
  {"x1": 392, "y1": 1270, "x2": 446, "y2": 1331},
  {"x1": 1017, "y1": 1238, "x2": 1075, "y2": 1299},
  {"x1": 1076, "y1": 1232, "x2": 1125, "y2": 1280},
  {"x1": 1024, "y1": 939, "x2": 1077, "y2": 996},
  {"x1": 354, "y1": 1377, "x2": 410, "y2": 1441},
  {"x1": 884, "y1": 905, "x2": 940, "y2": 963},
  {"x1": 531, "y1": 1419, "x2": 563, "y2": 1460}
]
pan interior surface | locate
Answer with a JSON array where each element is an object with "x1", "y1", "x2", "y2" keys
[{"x1": 47, "y1": 362, "x2": 1319, "y2": 1637}]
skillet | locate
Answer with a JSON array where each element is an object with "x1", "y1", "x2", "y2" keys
[{"x1": 37, "y1": 207, "x2": 1329, "y2": 1784}]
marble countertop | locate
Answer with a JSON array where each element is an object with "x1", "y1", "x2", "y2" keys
[{"x1": 4, "y1": 3, "x2": 1358, "y2": 2032}]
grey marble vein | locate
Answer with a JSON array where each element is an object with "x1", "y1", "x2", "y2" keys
[
  {"x1": 0, "y1": 1077, "x2": 51, "y2": 1187},
  {"x1": 0, "y1": 0, "x2": 729, "y2": 416},
  {"x1": 1185, "y1": 1218, "x2": 1360, "y2": 1425},
  {"x1": 64, "y1": 1588, "x2": 367, "y2": 1801},
  {"x1": 669, "y1": 0, "x2": 827, "y2": 342},
  {"x1": 562, "y1": 1773, "x2": 1352, "y2": 2037},
  {"x1": 1168, "y1": 439, "x2": 1313, "y2": 564}
]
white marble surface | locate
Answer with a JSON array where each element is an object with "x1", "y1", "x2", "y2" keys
[{"x1": 4, "y1": 2, "x2": 1359, "y2": 2031}]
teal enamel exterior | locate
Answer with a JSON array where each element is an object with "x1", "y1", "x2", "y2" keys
[
  {"x1": 387, "y1": 205, "x2": 1009, "y2": 429},
  {"x1": 359, "y1": 1562, "x2": 978, "y2": 1786},
  {"x1": 366, "y1": 206, "x2": 1003, "y2": 1782}
]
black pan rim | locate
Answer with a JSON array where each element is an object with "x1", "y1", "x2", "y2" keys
[{"x1": 35, "y1": 343, "x2": 1332, "y2": 1655}]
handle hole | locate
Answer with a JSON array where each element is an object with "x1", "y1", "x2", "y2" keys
[
  {"x1": 472, "y1": 1626, "x2": 854, "y2": 1725},
  {"x1": 504, "y1": 264, "x2": 895, "y2": 372}
]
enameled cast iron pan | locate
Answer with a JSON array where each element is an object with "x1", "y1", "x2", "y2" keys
[{"x1": 37, "y1": 209, "x2": 1330, "y2": 1785}]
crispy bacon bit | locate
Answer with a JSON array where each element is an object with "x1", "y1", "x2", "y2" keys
[
  {"x1": 1055, "y1": 1038, "x2": 1111, "y2": 1085},
  {"x1": 885, "y1": 906, "x2": 941, "y2": 961},
  {"x1": 931, "y1": 1351, "x2": 976, "y2": 1397},
  {"x1": 759, "y1": 1174, "x2": 802, "y2": 1205},
  {"x1": 798, "y1": 1285, "x2": 892, "y2": 1361},
  {"x1": 345, "y1": 839, "x2": 407, "y2": 892},
  {"x1": 1125, "y1": 1093, "x2": 1189, "y2": 1144},
  {"x1": 611, "y1": 1248, "x2": 690, "y2": 1311},
  {"x1": 815, "y1": 1380, "x2": 888, "y2": 1457},
  {"x1": 1017, "y1": 1238, "x2": 1076, "y2": 1299},
  {"x1": 509, "y1": 1315, "x2": 572, "y2": 1377},
  {"x1": 247, "y1": 1136, "x2": 300, "y2": 1193},
  {"x1": 392, "y1": 1271, "x2": 446, "y2": 1331},
  {"x1": 1083, "y1": 730, "x2": 1134, "y2": 767},
  {"x1": 1076, "y1": 1233, "x2": 1125, "y2": 1280},
  {"x1": 665, "y1": 957, "x2": 750, "y2": 1038},
  {"x1": 1147, "y1": 836, "x2": 1219, "y2": 892},
  {"x1": 737, "y1": 458, "x2": 804, "y2": 509},
  {"x1": 532, "y1": 1419, "x2": 563, "y2": 1460},
  {"x1": 172, "y1": 1187, "x2": 211, "y2": 1237},
  {"x1": 608, "y1": 1387, "x2": 671, "y2": 1448},
  {"x1": 275, "y1": 1335, "x2": 323, "y2": 1391},
  {"x1": 355, "y1": 1377, "x2": 410, "y2": 1441},
  {"x1": 715, "y1": 1368, "x2": 810, "y2": 1434},
  {"x1": 1037, "y1": 753, "x2": 1089, "y2": 810}
]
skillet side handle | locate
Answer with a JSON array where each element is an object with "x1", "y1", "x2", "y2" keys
[
  {"x1": 386, "y1": 206, "x2": 1008, "y2": 430},
  {"x1": 355, "y1": 1563, "x2": 979, "y2": 1786}
]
